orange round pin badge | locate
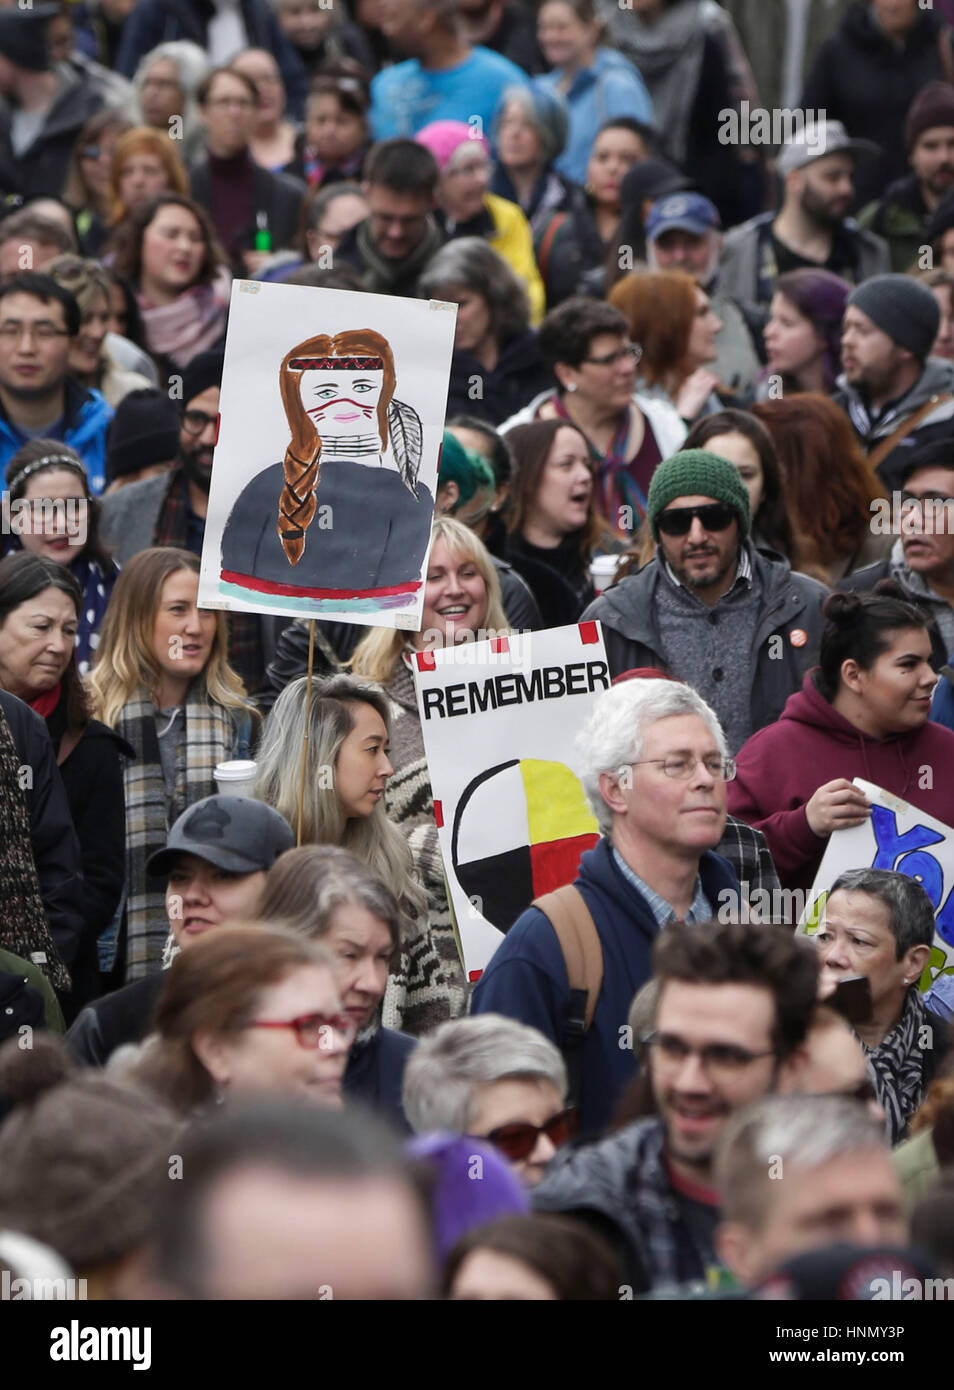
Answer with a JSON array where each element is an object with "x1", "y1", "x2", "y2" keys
[{"x1": 789, "y1": 629, "x2": 808, "y2": 647}]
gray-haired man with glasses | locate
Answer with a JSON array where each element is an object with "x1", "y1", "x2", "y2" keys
[{"x1": 473, "y1": 678, "x2": 744, "y2": 1139}]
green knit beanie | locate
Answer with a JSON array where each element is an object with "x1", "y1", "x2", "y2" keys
[{"x1": 647, "y1": 449, "x2": 751, "y2": 541}]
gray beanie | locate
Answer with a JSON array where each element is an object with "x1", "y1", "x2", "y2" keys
[{"x1": 847, "y1": 275, "x2": 940, "y2": 362}]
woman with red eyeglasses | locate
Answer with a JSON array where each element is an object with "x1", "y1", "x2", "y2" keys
[
  {"x1": 130, "y1": 925, "x2": 353, "y2": 1114},
  {"x1": 402, "y1": 1015, "x2": 575, "y2": 1188}
]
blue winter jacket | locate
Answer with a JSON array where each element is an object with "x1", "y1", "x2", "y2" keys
[
  {"x1": 534, "y1": 50, "x2": 654, "y2": 185},
  {"x1": 344, "y1": 1025, "x2": 417, "y2": 1134},
  {"x1": 0, "y1": 378, "x2": 114, "y2": 495},
  {"x1": 471, "y1": 836, "x2": 740, "y2": 1136}
]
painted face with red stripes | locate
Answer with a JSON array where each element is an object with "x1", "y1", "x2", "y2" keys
[{"x1": 298, "y1": 365, "x2": 384, "y2": 438}]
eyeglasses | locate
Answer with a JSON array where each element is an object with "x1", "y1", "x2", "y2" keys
[
  {"x1": 368, "y1": 210, "x2": 429, "y2": 231},
  {"x1": 80, "y1": 145, "x2": 112, "y2": 160},
  {"x1": 479, "y1": 1107, "x2": 578, "y2": 1162},
  {"x1": 182, "y1": 408, "x2": 218, "y2": 436},
  {"x1": 249, "y1": 1011, "x2": 357, "y2": 1049},
  {"x1": 0, "y1": 321, "x2": 70, "y2": 342},
  {"x1": 582, "y1": 343, "x2": 641, "y2": 368},
  {"x1": 655, "y1": 502, "x2": 737, "y2": 536},
  {"x1": 646, "y1": 1032, "x2": 775, "y2": 1081},
  {"x1": 629, "y1": 754, "x2": 737, "y2": 781}
]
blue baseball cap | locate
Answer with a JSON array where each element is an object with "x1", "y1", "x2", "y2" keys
[{"x1": 646, "y1": 192, "x2": 721, "y2": 242}]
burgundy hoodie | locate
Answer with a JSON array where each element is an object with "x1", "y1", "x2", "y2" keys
[{"x1": 727, "y1": 672, "x2": 954, "y2": 890}]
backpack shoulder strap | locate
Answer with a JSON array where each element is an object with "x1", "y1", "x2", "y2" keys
[
  {"x1": 533, "y1": 884, "x2": 603, "y2": 1105},
  {"x1": 536, "y1": 211, "x2": 568, "y2": 285},
  {"x1": 536, "y1": 884, "x2": 603, "y2": 1028},
  {"x1": 867, "y1": 395, "x2": 954, "y2": 471}
]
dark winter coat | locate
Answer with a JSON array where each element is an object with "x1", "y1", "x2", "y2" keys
[
  {"x1": 0, "y1": 65, "x2": 105, "y2": 200},
  {"x1": 801, "y1": 1, "x2": 952, "y2": 206},
  {"x1": 472, "y1": 836, "x2": 740, "y2": 1136},
  {"x1": 0, "y1": 691, "x2": 84, "y2": 971},
  {"x1": 581, "y1": 545, "x2": 829, "y2": 737},
  {"x1": 444, "y1": 331, "x2": 554, "y2": 428}
]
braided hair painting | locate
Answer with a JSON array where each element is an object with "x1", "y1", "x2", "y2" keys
[{"x1": 277, "y1": 328, "x2": 424, "y2": 566}]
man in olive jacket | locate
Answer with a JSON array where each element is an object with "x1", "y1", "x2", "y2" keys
[{"x1": 582, "y1": 451, "x2": 828, "y2": 754}]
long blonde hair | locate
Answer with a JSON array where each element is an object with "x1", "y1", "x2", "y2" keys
[
  {"x1": 87, "y1": 547, "x2": 254, "y2": 728},
  {"x1": 350, "y1": 515, "x2": 509, "y2": 684},
  {"x1": 252, "y1": 674, "x2": 426, "y2": 916}
]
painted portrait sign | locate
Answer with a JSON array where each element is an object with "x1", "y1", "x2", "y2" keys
[
  {"x1": 412, "y1": 623, "x2": 611, "y2": 977},
  {"x1": 199, "y1": 280, "x2": 456, "y2": 629}
]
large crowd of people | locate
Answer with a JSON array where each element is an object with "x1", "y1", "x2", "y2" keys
[{"x1": 2, "y1": 0, "x2": 954, "y2": 1306}]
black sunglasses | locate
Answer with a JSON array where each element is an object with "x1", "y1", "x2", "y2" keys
[
  {"x1": 480, "y1": 1107, "x2": 578, "y2": 1162},
  {"x1": 655, "y1": 502, "x2": 737, "y2": 537}
]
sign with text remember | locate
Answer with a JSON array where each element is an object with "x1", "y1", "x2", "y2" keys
[
  {"x1": 413, "y1": 623, "x2": 610, "y2": 977},
  {"x1": 798, "y1": 779, "x2": 954, "y2": 988}
]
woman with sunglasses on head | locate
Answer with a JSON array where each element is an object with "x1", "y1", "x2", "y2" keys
[
  {"x1": 61, "y1": 111, "x2": 133, "y2": 257},
  {"x1": 254, "y1": 844, "x2": 417, "y2": 1132},
  {"x1": 501, "y1": 297, "x2": 685, "y2": 535},
  {"x1": 129, "y1": 925, "x2": 353, "y2": 1115},
  {"x1": 287, "y1": 69, "x2": 371, "y2": 190},
  {"x1": 403, "y1": 1014, "x2": 574, "y2": 1188},
  {"x1": 729, "y1": 585, "x2": 954, "y2": 893}
]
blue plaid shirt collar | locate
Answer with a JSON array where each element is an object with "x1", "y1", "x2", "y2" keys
[{"x1": 612, "y1": 847, "x2": 712, "y2": 927}]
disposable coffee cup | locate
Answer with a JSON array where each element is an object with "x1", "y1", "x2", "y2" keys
[
  {"x1": 214, "y1": 760, "x2": 259, "y2": 797},
  {"x1": 590, "y1": 554, "x2": 621, "y2": 595}
]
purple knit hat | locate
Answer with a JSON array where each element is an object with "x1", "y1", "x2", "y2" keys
[
  {"x1": 414, "y1": 121, "x2": 490, "y2": 172},
  {"x1": 406, "y1": 1132, "x2": 529, "y2": 1266}
]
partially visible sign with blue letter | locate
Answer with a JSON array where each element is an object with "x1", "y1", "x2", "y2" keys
[{"x1": 799, "y1": 779, "x2": 954, "y2": 989}]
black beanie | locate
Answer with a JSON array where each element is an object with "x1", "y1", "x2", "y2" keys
[
  {"x1": 0, "y1": 5, "x2": 57, "y2": 73},
  {"x1": 106, "y1": 389, "x2": 180, "y2": 483},
  {"x1": 179, "y1": 348, "x2": 225, "y2": 409},
  {"x1": 847, "y1": 274, "x2": 940, "y2": 362}
]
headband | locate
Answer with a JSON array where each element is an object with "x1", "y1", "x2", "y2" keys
[
  {"x1": 289, "y1": 356, "x2": 384, "y2": 371},
  {"x1": 6, "y1": 455, "x2": 89, "y2": 494}
]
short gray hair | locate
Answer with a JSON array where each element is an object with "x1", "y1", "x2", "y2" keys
[
  {"x1": 574, "y1": 679, "x2": 727, "y2": 835},
  {"x1": 402, "y1": 1014, "x2": 567, "y2": 1134},
  {"x1": 715, "y1": 1095, "x2": 889, "y2": 1228},
  {"x1": 828, "y1": 868, "x2": 936, "y2": 958},
  {"x1": 418, "y1": 237, "x2": 529, "y2": 345}
]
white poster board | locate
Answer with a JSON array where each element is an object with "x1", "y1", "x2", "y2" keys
[
  {"x1": 198, "y1": 279, "x2": 456, "y2": 630},
  {"x1": 797, "y1": 779, "x2": 954, "y2": 989},
  {"x1": 413, "y1": 622, "x2": 610, "y2": 977}
]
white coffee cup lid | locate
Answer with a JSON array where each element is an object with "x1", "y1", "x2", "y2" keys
[{"x1": 214, "y1": 760, "x2": 258, "y2": 781}]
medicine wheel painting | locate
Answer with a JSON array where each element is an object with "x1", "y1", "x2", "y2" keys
[{"x1": 451, "y1": 758, "x2": 599, "y2": 932}]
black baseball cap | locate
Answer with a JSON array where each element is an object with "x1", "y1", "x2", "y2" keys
[{"x1": 147, "y1": 795, "x2": 295, "y2": 878}]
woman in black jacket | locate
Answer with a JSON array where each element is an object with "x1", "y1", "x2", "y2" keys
[
  {"x1": 0, "y1": 553, "x2": 131, "y2": 1016},
  {"x1": 418, "y1": 238, "x2": 553, "y2": 428}
]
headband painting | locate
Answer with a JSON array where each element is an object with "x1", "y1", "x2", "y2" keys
[{"x1": 199, "y1": 281, "x2": 455, "y2": 628}]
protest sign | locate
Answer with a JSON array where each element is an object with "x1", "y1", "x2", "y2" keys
[
  {"x1": 798, "y1": 779, "x2": 954, "y2": 988},
  {"x1": 198, "y1": 279, "x2": 456, "y2": 630},
  {"x1": 413, "y1": 622, "x2": 610, "y2": 977}
]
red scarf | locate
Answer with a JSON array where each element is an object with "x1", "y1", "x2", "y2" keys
[{"x1": 29, "y1": 683, "x2": 61, "y2": 719}]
